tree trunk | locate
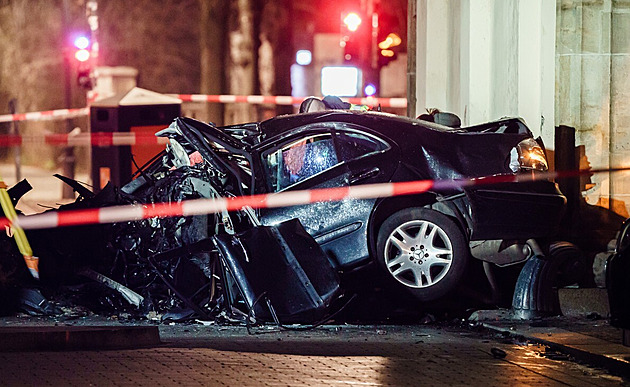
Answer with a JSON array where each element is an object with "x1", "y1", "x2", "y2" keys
[
  {"x1": 224, "y1": 0, "x2": 256, "y2": 125},
  {"x1": 199, "y1": 0, "x2": 226, "y2": 126},
  {"x1": 258, "y1": 0, "x2": 293, "y2": 118}
]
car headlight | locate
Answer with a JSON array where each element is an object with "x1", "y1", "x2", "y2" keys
[{"x1": 509, "y1": 138, "x2": 548, "y2": 172}]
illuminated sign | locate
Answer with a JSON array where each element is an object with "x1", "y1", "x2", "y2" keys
[{"x1": 321, "y1": 66, "x2": 361, "y2": 97}]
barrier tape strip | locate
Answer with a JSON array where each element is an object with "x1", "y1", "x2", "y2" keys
[
  {"x1": 1, "y1": 167, "x2": 627, "y2": 231},
  {"x1": 0, "y1": 96, "x2": 407, "y2": 124},
  {"x1": 0, "y1": 107, "x2": 89, "y2": 123},
  {"x1": 0, "y1": 132, "x2": 170, "y2": 147},
  {"x1": 172, "y1": 94, "x2": 408, "y2": 108}
]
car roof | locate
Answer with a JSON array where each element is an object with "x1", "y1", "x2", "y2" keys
[
  {"x1": 255, "y1": 110, "x2": 457, "y2": 140},
  {"x1": 217, "y1": 110, "x2": 530, "y2": 149}
]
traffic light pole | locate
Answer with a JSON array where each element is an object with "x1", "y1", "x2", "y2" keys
[
  {"x1": 368, "y1": 0, "x2": 377, "y2": 70},
  {"x1": 8, "y1": 99, "x2": 21, "y2": 183},
  {"x1": 368, "y1": 1, "x2": 380, "y2": 98},
  {"x1": 62, "y1": 0, "x2": 76, "y2": 199},
  {"x1": 86, "y1": 0, "x2": 99, "y2": 91}
]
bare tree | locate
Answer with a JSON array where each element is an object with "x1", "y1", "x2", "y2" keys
[
  {"x1": 98, "y1": 0, "x2": 200, "y2": 94},
  {"x1": 199, "y1": 0, "x2": 227, "y2": 125},
  {"x1": 224, "y1": 0, "x2": 255, "y2": 125},
  {"x1": 0, "y1": 0, "x2": 85, "y2": 168},
  {"x1": 258, "y1": 0, "x2": 292, "y2": 118}
]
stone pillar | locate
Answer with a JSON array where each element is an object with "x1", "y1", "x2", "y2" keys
[
  {"x1": 518, "y1": 0, "x2": 557, "y2": 146},
  {"x1": 414, "y1": 0, "x2": 555, "y2": 144},
  {"x1": 415, "y1": 0, "x2": 463, "y2": 118},
  {"x1": 610, "y1": 1, "x2": 630, "y2": 215},
  {"x1": 556, "y1": 0, "x2": 630, "y2": 217},
  {"x1": 466, "y1": 0, "x2": 494, "y2": 125}
]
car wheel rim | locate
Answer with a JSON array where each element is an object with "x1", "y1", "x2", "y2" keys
[{"x1": 384, "y1": 220, "x2": 453, "y2": 288}]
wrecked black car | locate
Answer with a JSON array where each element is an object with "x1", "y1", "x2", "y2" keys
[
  {"x1": 0, "y1": 109, "x2": 568, "y2": 324},
  {"x1": 142, "y1": 111, "x2": 565, "y2": 303}
]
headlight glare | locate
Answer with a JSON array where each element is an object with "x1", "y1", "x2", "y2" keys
[{"x1": 509, "y1": 138, "x2": 548, "y2": 172}]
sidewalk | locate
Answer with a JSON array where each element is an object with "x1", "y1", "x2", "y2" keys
[
  {"x1": 0, "y1": 290, "x2": 628, "y2": 375},
  {"x1": 482, "y1": 317, "x2": 630, "y2": 376},
  {"x1": 473, "y1": 287, "x2": 630, "y2": 377},
  {"x1": 3, "y1": 319, "x2": 623, "y2": 386}
]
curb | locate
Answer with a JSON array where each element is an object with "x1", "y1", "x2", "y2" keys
[
  {"x1": 482, "y1": 323, "x2": 630, "y2": 377},
  {"x1": 0, "y1": 325, "x2": 160, "y2": 351}
]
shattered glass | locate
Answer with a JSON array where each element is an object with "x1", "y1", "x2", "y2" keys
[{"x1": 264, "y1": 134, "x2": 339, "y2": 192}]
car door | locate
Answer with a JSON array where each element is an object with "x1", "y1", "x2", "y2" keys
[
  {"x1": 327, "y1": 127, "x2": 398, "y2": 267},
  {"x1": 257, "y1": 123, "x2": 393, "y2": 268}
]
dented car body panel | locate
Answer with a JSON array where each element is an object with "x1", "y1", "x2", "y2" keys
[{"x1": 213, "y1": 218, "x2": 342, "y2": 323}]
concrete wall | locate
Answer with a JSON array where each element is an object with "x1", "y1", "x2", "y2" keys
[{"x1": 556, "y1": 0, "x2": 630, "y2": 217}]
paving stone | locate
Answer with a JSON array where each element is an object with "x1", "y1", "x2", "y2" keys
[{"x1": 0, "y1": 325, "x2": 624, "y2": 386}]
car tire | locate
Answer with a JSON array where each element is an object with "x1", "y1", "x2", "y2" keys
[
  {"x1": 376, "y1": 208, "x2": 469, "y2": 302},
  {"x1": 546, "y1": 241, "x2": 585, "y2": 287}
]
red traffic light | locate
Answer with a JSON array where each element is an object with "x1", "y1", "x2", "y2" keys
[
  {"x1": 74, "y1": 49, "x2": 90, "y2": 62},
  {"x1": 343, "y1": 12, "x2": 362, "y2": 32},
  {"x1": 72, "y1": 36, "x2": 91, "y2": 62}
]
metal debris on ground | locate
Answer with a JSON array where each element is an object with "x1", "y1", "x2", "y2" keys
[{"x1": 490, "y1": 347, "x2": 507, "y2": 359}]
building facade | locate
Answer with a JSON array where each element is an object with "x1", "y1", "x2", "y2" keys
[{"x1": 411, "y1": 0, "x2": 630, "y2": 218}]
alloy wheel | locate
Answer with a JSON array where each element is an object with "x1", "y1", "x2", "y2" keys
[{"x1": 383, "y1": 219, "x2": 453, "y2": 288}]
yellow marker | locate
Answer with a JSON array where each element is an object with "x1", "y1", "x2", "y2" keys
[{"x1": 0, "y1": 177, "x2": 39, "y2": 279}]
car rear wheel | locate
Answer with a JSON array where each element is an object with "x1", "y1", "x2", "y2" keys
[{"x1": 376, "y1": 208, "x2": 469, "y2": 302}]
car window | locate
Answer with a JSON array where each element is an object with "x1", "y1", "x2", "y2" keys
[
  {"x1": 336, "y1": 131, "x2": 388, "y2": 161},
  {"x1": 264, "y1": 134, "x2": 339, "y2": 192}
]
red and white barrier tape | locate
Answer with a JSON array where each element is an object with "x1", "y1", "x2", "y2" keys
[
  {"x1": 2, "y1": 167, "x2": 627, "y2": 231},
  {"x1": 1, "y1": 179, "x2": 439, "y2": 230},
  {"x1": 0, "y1": 107, "x2": 89, "y2": 123},
  {"x1": 0, "y1": 132, "x2": 170, "y2": 147},
  {"x1": 172, "y1": 94, "x2": 408, "y2": 108},
  {"x1": 0, "y1": 96, "x2": 407, "y2": 123}
]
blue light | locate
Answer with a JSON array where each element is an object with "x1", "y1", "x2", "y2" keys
[
  {"x1": 364, "y1": 83, "x2": 377, "y2": 96},
  {"x1": 74, "y1": 36, "x2": 90, "y2": 49},
  {"x1": 296, "y1": 50, "x2": 312, "y2": 66}
]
